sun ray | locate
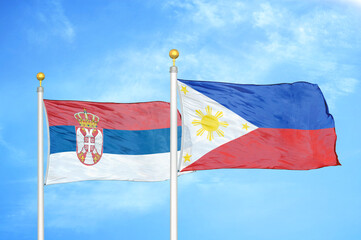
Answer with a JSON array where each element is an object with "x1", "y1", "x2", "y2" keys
[
  {"x1": 205, "y1": 106, "x2": 212, "y2": 115},
  {"x1": 219, "y1": 121, "x2": 229, "y2": 127},
  {"x1": 214, "y1": 111, "x2": 223, "y2": 119},
  {"x1": 192, "y1": 120, "x2": 202, "y2": 126},
  {"x1": 216, "y1": 129, "x2": 224, "y2": 137},
  {"x1": 195, "y1": 110, "x2": 205, "y2": 118},
  {"x1": 207, "y1": 131, "x2": 214, "y2": 141},
  {"x1": 196, "y1": 128, "x2": 205, "y2": 136}
]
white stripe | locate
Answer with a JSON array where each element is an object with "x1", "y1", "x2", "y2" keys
[{"x1": 45, "y1": 152, "x2": 180, "y2": 185}]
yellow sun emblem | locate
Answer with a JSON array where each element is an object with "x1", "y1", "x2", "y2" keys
[{"x1": 192, "y1": 106, "x2": 229, "y2": 141}]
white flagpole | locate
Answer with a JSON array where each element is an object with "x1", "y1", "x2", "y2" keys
[
  {"x1": 37, "y1": 72, "x2": 45, "y2": 240},
  {"x1": 169, "y1": 49, "x2": 179, "y2": 240}
]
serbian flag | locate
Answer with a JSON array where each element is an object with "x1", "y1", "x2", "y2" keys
[
  {"x1": 177, "y1": 79, "x2": 339, "y2": 172},
  {"x1": 44, "y1": 100, "x2": 181, "y2": 185}
]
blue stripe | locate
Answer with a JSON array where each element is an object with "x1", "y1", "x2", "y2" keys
[
  {"x1": 179, "y1": 79, "x2": 335, "y2": 130},
  {"x1": 49, "y1": 125, "x2": 76, "y2": 153},
  {"x1": 49, "y1": 126, "x2": 182, "y2": 155}
]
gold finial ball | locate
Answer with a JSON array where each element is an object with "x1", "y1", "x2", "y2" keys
[
  {"x1": 169, "y1": 49, "x2": 179, "y2": 60},
  {"x1": 36, "y1": 72, "x2": 45, "y2": 81}
]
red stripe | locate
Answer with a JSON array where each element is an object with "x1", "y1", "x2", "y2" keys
[
  {"x1": 182, "y1": 128, "x2": 339, "y2": 171},
  {"x1": 44, "y1": 100, "x2": 181, "y2": 130}
]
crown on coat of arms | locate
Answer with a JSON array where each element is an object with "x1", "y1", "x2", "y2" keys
[{"x1": 74, "y1": 109, "x2": 99, "y2": 128}]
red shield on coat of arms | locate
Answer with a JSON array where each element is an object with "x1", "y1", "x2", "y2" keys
[{"x1": 74, "y1": 109, "x2": 103, "y2": 166}]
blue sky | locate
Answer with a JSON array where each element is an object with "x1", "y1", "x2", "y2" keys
[{"x1": 1, "y1": 0, "x2": 361, "y2": 239}]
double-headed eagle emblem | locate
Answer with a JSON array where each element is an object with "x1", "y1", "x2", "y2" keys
[{"x1": 74, "y1": 109, "x2": 103, "y2": 166}]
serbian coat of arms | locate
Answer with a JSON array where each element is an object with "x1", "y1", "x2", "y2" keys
[{"x1": 74, "y1": 109, "x2": 103, "y2": 166}]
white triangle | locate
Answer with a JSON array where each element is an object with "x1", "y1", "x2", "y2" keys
[{"x1": 178, "y1": 81, "x2": 259, "y2": 171}]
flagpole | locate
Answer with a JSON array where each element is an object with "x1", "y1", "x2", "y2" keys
[
  {"x1": 169, "y1": 49, "x2": 179, "y2": 240},
  {"x1": 37, "y1": 72, "x2": 45, "y2": 240}
]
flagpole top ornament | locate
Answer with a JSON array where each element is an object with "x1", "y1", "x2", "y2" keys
[
  {"x1": 169, "y1": 49, "x2": 179, "y2": 66},
  {"x1": 36, "y1": 72, "x2": 45, "y2": 87}
]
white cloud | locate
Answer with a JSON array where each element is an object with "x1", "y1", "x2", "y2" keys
[
  {"x1": 333, "y1": 0, "x2": 361, "y2": 7},
  {"x1": 338, "y1": 78, "x2": 359, "y2": 93},
  {"x1": 165, "y1": 0, "x2": 246, "y2": 28},
  {"x1": 89, "y1": 48, "x2": 171, "y2": 103},
  {"x1": 253, "y1": 2, "x2": 284, "y2": 28},
  {"x1": 29, "y1": 0, "x2": 75, "y2": 43},
  {"x1": 320, "y1": 77, "x2": 359, "y2": 107}
]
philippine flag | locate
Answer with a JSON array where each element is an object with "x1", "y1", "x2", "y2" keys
[
  {"x1": 177, "y1": 79, "x2": 339, "y2": 172},
  {"x1": 44, "y1": 100, "x2": 181, "y2": 185}
]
